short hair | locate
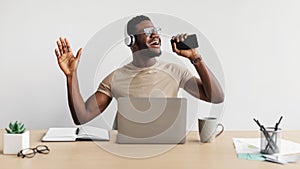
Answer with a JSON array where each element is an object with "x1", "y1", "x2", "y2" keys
[{"x1": 127, "y1": 15, "x2": 151, "y2": 35}]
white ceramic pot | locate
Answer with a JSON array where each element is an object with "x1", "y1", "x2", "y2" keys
[{"x1": 3, "y1": 130, "x2": 30, "y2": 154}]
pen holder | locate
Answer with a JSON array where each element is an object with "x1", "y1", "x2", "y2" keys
[{"x1": 260, "y1": 127, "x2": 281, "y2": 154}]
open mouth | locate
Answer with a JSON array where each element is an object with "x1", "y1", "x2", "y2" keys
[{"x1": 148, "y1": 38, "x2": 161, "y2": 48}]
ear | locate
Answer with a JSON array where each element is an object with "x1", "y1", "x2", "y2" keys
[{"x1": 131, "y1": 43, "x2": 138, "y2": 52}]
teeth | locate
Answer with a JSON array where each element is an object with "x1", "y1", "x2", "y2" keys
[{"x1": 150, "y1": 40, "x2": 159, "y2": 45}]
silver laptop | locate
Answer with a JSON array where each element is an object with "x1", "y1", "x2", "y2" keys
[{"x1": 116, "y1": 97, "x2": 187, "y2": 144}]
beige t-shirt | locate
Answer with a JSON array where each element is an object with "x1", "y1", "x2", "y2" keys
[{"x1": 97, "y1": 60, "x2": 194, "y2": 98}]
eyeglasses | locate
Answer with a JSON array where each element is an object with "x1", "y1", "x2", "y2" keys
[
  {"x1": 136, "y1": 27, "x2": 162, "y2": 37},
  {"x1": 17, "y1": 145, "x2": 50, "y2": 158}
]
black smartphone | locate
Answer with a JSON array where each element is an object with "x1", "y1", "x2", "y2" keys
[{"x1": 171, "y1": 34, "x2": 199, "y2": 50}]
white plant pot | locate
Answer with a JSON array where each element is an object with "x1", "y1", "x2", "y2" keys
[{"x1": 3, "y1": 130, "x2": 30, "y2": 154}]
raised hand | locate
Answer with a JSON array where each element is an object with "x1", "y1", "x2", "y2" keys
[
  {"x1": 54, "y1": 37, "x2": 82, "y2": 76},
  {"x1": 171, "y1": 33, "x2": 199, "y2": 60}
]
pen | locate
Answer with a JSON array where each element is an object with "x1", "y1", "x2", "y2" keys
[
  {"x1": 275, "y1": 116, "x2": 283, "y2": 131},
  {"x1": 266, "y1": 116, "x2": 283, "y2": 152},
  {"x1": 266, "y1": 116, "x2": 283, "y2": 151},
  {"x1": 253, "y1": 118, "x2": 263, "y2": 130}
]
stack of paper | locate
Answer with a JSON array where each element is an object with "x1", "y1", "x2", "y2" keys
[{"x1": 233, "y1": 138, "x2": 300, "y2": 164}]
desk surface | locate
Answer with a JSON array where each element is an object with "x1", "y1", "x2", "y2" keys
[{"x1": 1, "y1": 130, "x2": 300, "y2": 169}]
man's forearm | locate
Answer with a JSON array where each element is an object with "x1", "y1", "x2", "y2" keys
[
  {"x1": 66, "y1": 72, "x2": 88, "y2": 124},
  {"x1": 191, "y1": 54, "x2": 224, "y2": 103}
]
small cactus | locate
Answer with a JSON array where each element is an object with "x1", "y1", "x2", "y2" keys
[{"x1": 5, "y1": 121, "x2": 26, "y2": 134}]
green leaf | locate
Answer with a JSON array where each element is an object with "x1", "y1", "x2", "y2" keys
[
  {"x1": 20, "y1": 124, "x2": 24, "y2": 130},
  {"x1": 13, "y1": 122, "x2": 18, "y2": 132},
  {"x1": 9, "y1": 122, "x2": 14, "y2": 130},
  {"x1": 17, "y1": 124, "x2": 22, "y2": 130},
  {"x1": 5, "y1": 128, "x2": 12, "y2": 133}
]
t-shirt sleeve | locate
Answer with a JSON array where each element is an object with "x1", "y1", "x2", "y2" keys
[
  {"x1": 179, "y1": 65, "x2": 194, "y2": 88},
  {"x1": 97, "y1": 72, "x2": 114, "y2": 98}
]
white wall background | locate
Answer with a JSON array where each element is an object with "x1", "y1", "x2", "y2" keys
[{"x1": 1, "y1": 0, "x2": 300, "y2": 130}]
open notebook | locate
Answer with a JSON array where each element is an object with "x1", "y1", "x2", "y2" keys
[{"x1": 42, "y1": 126, "x2": 109, "y2": 142}]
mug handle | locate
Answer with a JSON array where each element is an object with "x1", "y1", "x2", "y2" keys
[{"x1": 215, "y1": 123, "x2": 224, "y2": 138}]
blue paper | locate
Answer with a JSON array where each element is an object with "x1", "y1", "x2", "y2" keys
[{"x1": 237, "y1": 153, "x2": 265, "y2": 161}]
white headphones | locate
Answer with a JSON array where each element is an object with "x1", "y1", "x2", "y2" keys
[
  {"x1": 124, "y1": 34, "x2": 135, "y2": 47},
  {"x1": 124, "y1": 24, "x2": 135, "y2": 47}
]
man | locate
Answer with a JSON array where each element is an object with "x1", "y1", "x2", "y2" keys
[{"x1": 54, "y1": 15, "x2": 224, "y2": 125}]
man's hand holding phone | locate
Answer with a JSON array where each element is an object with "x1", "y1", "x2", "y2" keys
[{"x1": 171, "y1": 34, "x2": 201, "y2": 61}]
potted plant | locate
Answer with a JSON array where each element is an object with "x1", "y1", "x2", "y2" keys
[{"x1": 3, "y1": 121, "x2": 30, "y2": 154}]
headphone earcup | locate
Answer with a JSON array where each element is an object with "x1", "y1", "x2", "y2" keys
[{"x1": 124, "y1": 35, "x2": 135, "y2": 47}]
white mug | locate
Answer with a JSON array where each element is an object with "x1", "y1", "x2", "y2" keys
[{"x1": 198, "y1": 117, "x2": 224, "y2": 143}]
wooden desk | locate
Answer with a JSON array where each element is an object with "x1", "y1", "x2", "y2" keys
[{"x1": 1, "y1": 130, "x2": 300, "y2": 169}]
